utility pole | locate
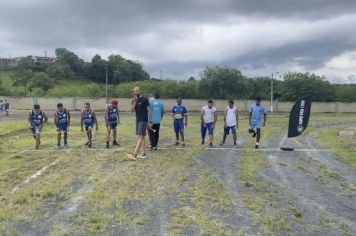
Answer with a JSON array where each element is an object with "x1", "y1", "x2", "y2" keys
[
  {"x1": 271, "y1": 72, "x2": 279, "y2": 113},
  {"x1": 44, "y1": 50, "x2": 47, "y2": 58},
  {"x1": 105, "y1": 65, "x2": 108, "y2": 104}
]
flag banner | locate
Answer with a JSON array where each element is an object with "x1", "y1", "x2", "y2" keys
[{"x1": 288, "y1": 96, "x2": 312, "y2": 138}]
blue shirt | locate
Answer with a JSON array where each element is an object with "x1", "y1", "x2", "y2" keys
[
  {"x1": 249, "y1": 104, "x2": 266, "y2": 125},
  {"x1": 106, "y1": 105, "x2": 118, "y2": 123},
  {"x1": 31, "y1": 110, "x2": 44, "y2": 126},
  {"x1": 56, "y1": 109, "x2": 69, "y2": 127},
  {"x1": 171, "y1": 105, "x2": 188, "y2": 121},
  {"x1": 83, "y1": 110, "x2": 95, "y2": 126},
  {"x1": 150, "y1": 99, "x2": 165, "y2": 124}
]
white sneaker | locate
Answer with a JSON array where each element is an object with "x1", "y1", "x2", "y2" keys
[{"x1": 137, "y1": 153, "x2": 147, "y2": 159}]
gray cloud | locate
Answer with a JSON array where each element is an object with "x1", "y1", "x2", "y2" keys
[{"x1": 1, "y1": 0, "x2": 356, "y2": 83}]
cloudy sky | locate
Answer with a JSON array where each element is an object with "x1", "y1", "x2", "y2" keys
[{"x1": 1, "y1": 0, "x2": 356, "y2": 83}]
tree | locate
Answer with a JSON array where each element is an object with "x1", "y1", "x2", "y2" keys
[
  {"x1": 87, "y1": 54, "x2": 107, "y2": 83},
  {"x1": 55, "y1": 48, "x2": 84, "y2": 75},
  {"x1": 47, "y1": 63, "x2": 74, "y2": 81},
  {"x1": 28, "y1": 72, "x2": 55, "y2": 92},
  {"x1": 198, "y1": 66, "x2": 251, "y2": 99},
  {"x1": 281, "y1": 72, "x2": 336, "y2": 102},
  {"x1": 11, "y1": 69, "x2": 34, "y2": 96}
]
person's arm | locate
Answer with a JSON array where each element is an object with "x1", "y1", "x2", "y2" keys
[
  {"x1": 28, "y1": 112, "x2": 32, "y2": 126},
  {"x1": 67, "y1": 111, "x2": 71, "y2": 127},
  {"x1": 104, "y1": 107, "x2": 109, "y2": 121},
  {"x1": 200, "y1": 109, "x2": 204, "y2": 123},
  {"x1": 224, "y1": 107, "x2": 228, "y2": 127},
  {"x1": 131, "y1": 95, "x2": 137, "y2": 113},
  {"x1": 236, "y1": 109, "x2": 239, "y2": 128},
  {"x1": 80, "y1": 111, "x2": 84, "y2": 132},
  {"x1": 249, "y1": 112, "x2": 252, "y2": 125},
  {"x1": 263, "y1": 112, "x2": 267, "y2": 126},
  {"x1": 92, "y1": 111, "x2": 98, "y2": 131},
  {"x1": 171, "y1": 106, "x2": 175, "y2": 121},
  {"x1": 117, "y1": 108, "x2": 120, "y2": 124},
  {"x1": 161, "y1": 103, "x2": 165, "y2": 119},
  {"x1": 147, "y1": 106, "x2": 152, "y2": 127},
  {"x1": 41, "y1": 112, "x2": 48, "y2": 129},
  {"x1": 213, "y1": 110, "x2": 217, "y2": 128},
  {"x1": 184, "y1": 107, "x2": 188, "y2": 127}
]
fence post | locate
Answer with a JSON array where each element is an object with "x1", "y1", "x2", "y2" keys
[
  {"x1": 275, "y1": 100, "x2": 279, "y2": 112},
  {"x1": 72, "y1": 97, "x2": 77, "y2": 111}
]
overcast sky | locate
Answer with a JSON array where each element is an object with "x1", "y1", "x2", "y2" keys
[{"x1": 0, "y1": 0, "x2": 356, "y2": 83}]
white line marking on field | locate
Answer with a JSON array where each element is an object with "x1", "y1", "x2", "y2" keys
[
  {"x1": 204, "y1": 147, "x2": 331, "y2": 152},
  {"x1": 12, "y1": 158, "x2": 61, "y2": 193}
]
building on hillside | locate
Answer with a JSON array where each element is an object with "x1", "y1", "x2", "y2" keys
[
  {"x1": 0, "y1": 56, "x2": 57, "y2": 69},
  {"x1": 0, "y1": 58, "x2": 18, "y2": 69}
]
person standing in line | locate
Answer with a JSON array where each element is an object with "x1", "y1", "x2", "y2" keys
[
  {"x1": 248, "y1": 96, "x2": 267, "y2": 149},
  {"x1": 4, "y1": 99, "x2": 9, "y2": 116},
  {"x1": 127, "y1": 87, "x2": 152, "y2": 160},
  {"x1": 171, "y1": 98, "x2": 188, "y2": 148},
  {"x1": 54, "y1": 103, "x2": 71, "y2": 149},
  {"x1": 105, "y1": 99, "x2": 120, "y2": 149},
  {"x1": 80, "y1": 102, "x2": 98, "y2": 148},
  {"x1": 220, "y1": 100, "x2": 239, "y2": 146},
  {"x1": 28, "y1": 104, "x2": 48, "y2": 150},
  {"x1": 201, "y1": 99, "x2": 217, "y2": 147},
  {"x1": 148, "y1": 93, "x2": 165, "y2": 151}
]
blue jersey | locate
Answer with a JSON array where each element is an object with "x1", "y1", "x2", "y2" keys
[
  {"x1": 4, "y1": 102, "x2": 9, "y2": 110},
  {"x1": 56, "y1": 109, "x2": 69, "y2": 127},
  {"x1": 171, "y1": 105, "x2": 188, "y2": 120},
  {"x1": 31, "y1": 110, "x2": 44, "y2": 126},
  {"x1": 83, "y1": 110, "x2": 95, "y2": 126},
  {"x1": 106, "y1": 106, "x2": 118, "y2": 123},
  {"x1": 249, "y1": 104, "x2": 266, "y2": 125}
]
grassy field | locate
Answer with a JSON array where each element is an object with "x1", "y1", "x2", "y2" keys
[{"x1": 0, "y1": 113, "x2": 355, "y2": 235}]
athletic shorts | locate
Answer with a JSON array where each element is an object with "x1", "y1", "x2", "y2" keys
[
  {"x1": 31, "y1": 126, "x2": 41, "y2": 135},
  {"x1": 201, "y1": 122, "x2": 214, "y2": 135},
  {"x1": 106, "y1": 121, "x2": 117, "y2": 130},
  {"x1": 57, "y1": 126, "x2": 69, "y2": 133},
  {"x1": 85, "y1": 125, "x2": 93, "y2": 131},
  {"x1": 136, "y1": 121, "x2": 147, "y2": 136},
  {"x1": 249, "y1": 123, "x2": 262, "y2": 129},
  {"x1": 174, "y1": 120, "x2": 184, "y2": 133},
  {"x1": 224, "y1": 126, "x2": 236, "y2": 135}
]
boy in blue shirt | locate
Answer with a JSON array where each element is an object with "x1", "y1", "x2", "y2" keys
[
  {"x1": 81, "y1": 102, "x2": 98, "y2": 148},
  {"x1": 249, "y1": 96, "x2": 267, "y2": 149},
  {"x1": 54, "y1": 103, "x2": 71, "y2": 149},
  {"x1": 171, "y1": 98, "x2": 188, "y2": 147},
  {"x1": 148, "y1": 94, "x2": 165, "y2": 151},
  {"x1": 28, "y1": 104, "x2": 48, "y2": 150},
  {"x1": 105, "y1": 99, "x2": 120, "y2": 148}
]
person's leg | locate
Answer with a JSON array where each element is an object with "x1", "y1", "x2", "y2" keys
[
  {"x1": 64, "y1": 131, "x2": 68, "y2": 146},
  {"x1": 174, "y1": 121, "x2": 180, "y2": 144},
  {"x1": 201, "y1": 122, "x2": 207, "y2": 144},
  {"x1": 140, "y1": 135, "x2": 146, "y2": 155},
  {"x1": 57, "y1": 131, "x2": 61, "y2": 147},
  {"x1": 134, "y1": 135, "x2": 144, "y2": 155},
  {"x1": 35, "y1": 128, "x2": 41, "y2": 148},
  {"x1": 153, "y1": 124, "x2": 159, "y2": 147},
  {"x1": 232, "y1": 127, "x2": 237, "y2": 145},
  {"x1": 208, "y1": 123, "x2": 214, "y2": 145},
  {"x1": 221, "y1": 127, "x2": 228, "y2": 145},
  {"x1": 113, "y1": 130, "x2": 117, "y2": 142},
  {"x1": 88, "y1": 129, "x2": 92, "y2": 146},
  {"x1": 255, "y1": 128, "x2": 261, "y2": 148}
]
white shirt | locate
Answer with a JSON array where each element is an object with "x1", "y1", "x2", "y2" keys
[
  {"x1": 202, "y1": 105, "x2": 216, "y2": 123},
  {"x1": 226, "y1": 106, "x2": 237, "y2": 127}
]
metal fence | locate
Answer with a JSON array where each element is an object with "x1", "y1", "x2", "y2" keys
[{"x1": 1, "y1": 96, "x2": 356, "y2": 113}]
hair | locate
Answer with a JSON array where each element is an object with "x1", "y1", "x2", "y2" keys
[
  {"x1": 228, "y1": 100, "x2": 234, "y2": 104},
  {"x1": 34, "y1": 104, "x2": 40, "y2": 109},
  {"x1": 85, "y1": 102, "x2": 90, "y2": 106},
  {"x1": 208, "y1": 99, "x2": 213, "y2": 104},
  {"x1": 57, "y1": 103, "x2": 63, "y2": 108},
  {"x1": 255, "y1": 96, "x2": 262, "y2": 101},
  {"x1": 148, "y1": 93, "x2": 155, "y2": 98}
]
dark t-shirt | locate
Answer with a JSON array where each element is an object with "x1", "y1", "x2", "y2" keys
[{"x1": 135, "y1": 96, "x2": 150, "y2": 122}]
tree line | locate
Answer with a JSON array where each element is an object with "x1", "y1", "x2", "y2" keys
[{"x1": 1, "y1": 48, "x2": 356, "y2": 102}]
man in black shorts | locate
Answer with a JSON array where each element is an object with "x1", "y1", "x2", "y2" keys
[{"x1": 127, "y1": 87, "x2": 152, "y2": 160}]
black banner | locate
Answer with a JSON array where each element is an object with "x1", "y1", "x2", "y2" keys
[{"x1": 288, "y1": 96, "x2": 312, "y2": 138}]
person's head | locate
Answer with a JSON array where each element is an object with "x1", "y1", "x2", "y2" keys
[
  {"x1": 228, "y1": 100, "x2": 234, "y2": 108},
  {"x1": 177, "y1": 98, "x2": 182, "y2": 106},
  {"x1": 132, "y1": 87, "x2": 140, "y2": 97},
  {"x1": 207, "y1": 99, "x2": 213, "y2": 108},
  {"x1": 33, "y1": 104, "x2": 41, "y2": 114},
  {"x1": 110, "y1": 99, "x2": 118, "y2": 107},
  {"x1": 148, "y1": 93, "x2": 155, "y2": 101},
  {"x1": 0, "y1": 100, "x2": 2, "y2": 103},
  {"x1": 255, "y1": 96, "x2": 262, "y2": 105},
  {"x1": 84, "y1": 102, "x2": 91, "y2": 112},
  {"x1": 4, "y1": 99, "x2": 7, "y2": 102},
  {"x1": 57, "y1": 103, "x2": 64, "y2": 112}
]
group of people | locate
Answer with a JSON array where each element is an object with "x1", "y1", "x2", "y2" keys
[
  {"x1": 26, "y1": 86, "x2": 267, "y2": 159},
  {"x1": 0, "y1": 99, "x2": 10, "y2": 116}
]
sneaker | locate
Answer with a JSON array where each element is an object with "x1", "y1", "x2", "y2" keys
[
  {"x1": 153, "y1": 147, "x2": 158, "y2": 152},
  {"x1": 35, "y1": 145, "x2": 39, "y2": 150},
  {"x1": 88, "y1": 143, "x2": 92, "y2": 148},
  {"x1": 181, "y1": 143, "x2": 185, "y2": 148},
  {"x1": 219, "y1": 142, "x2": 224, "y2": 146},
  {"x1": 149, "y1": 146, "x2": 154, "y2": 151},
  {"x1": 201, "y1": 141, "x2": 205, "y2": 145},
  {"x1": 106, "y1": 142, "x2": 110, "y2": 149},
  {"x1": 113, "y1": 140, "x2": 120, "y2": 146},
  {"x1": 252, "y1": 132, "x2": 257, "y2": 138},
  {"x1": 137, "y1": 153, "x2": 147, "y2": 159},
  {"x1": 127, "y1": 153, "x2": 137, "y2": 161},
  {"x1": 233, "y1": 143, "x2": 237, "y2": 146},
  {"x1": 64, "y1": 144, "x2": 69, "y2": 149},
  {"x1": 255, "y1": 144, "x2": 259, "y2": 149},
  {"x1": 85, "y1": 141, "x2": 89, "y2": 146},
  {"x1": 56, "y1": 145, "x2": 61, "y2": 150},
  {"x1": 174, "y1": 141, "x2": 180, "y2": 145},
  {"x1": 209, "y1": 143, "x2": 214, "y2": 148}
]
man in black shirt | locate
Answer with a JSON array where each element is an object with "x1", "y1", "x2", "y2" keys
[{"x1": 127, "y1": 87, "x2": 152, "y2": 160}]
